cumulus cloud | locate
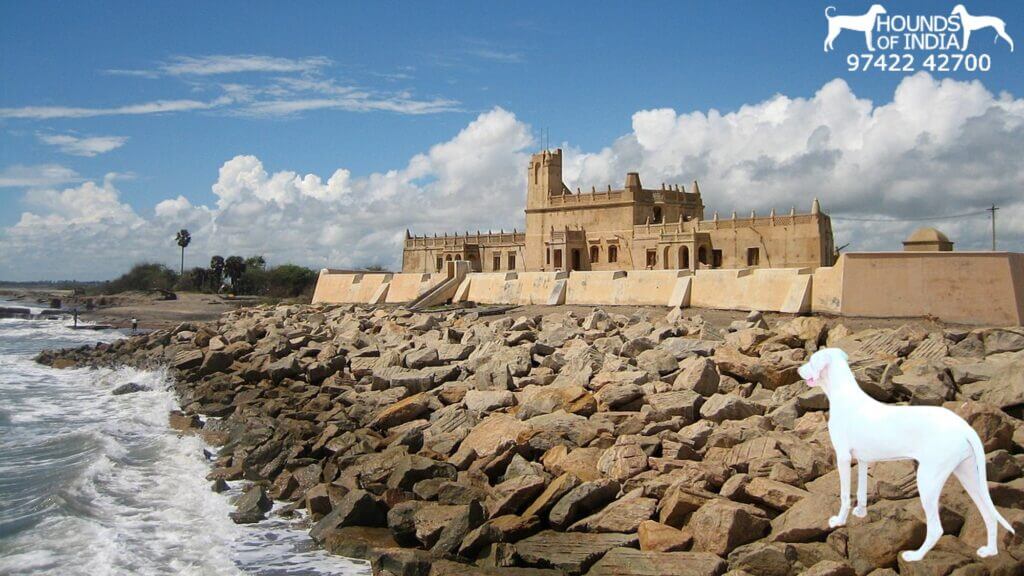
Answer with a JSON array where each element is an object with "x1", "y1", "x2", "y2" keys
[
  {"x1": 37, "y1": 133, "x2": 128, "y2": 157},
  {"x1": 0, "y1": 107, "x2": 531, "y2": 280},
  {"x1": 2, "y1": 73, "x2": 1023, "y2": 281},
  {"x1": 561, "y1": 73, "x2": 1024, "y2": 252}
]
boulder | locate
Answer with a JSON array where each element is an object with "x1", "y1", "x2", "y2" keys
[
  {"x1": 548, "y1": 479, "x2": 620, "y2": 530},
  {"x1": 230, "y1": 485, "x2": 272, "y2": 524},
  {"x1": 700, "y1": 394, "x2": 763, "y2": 423},
  {"x1": 370, "y1": 393, "x2": 431, "y2": 431},
  {"x1": 846, "y1": 503, "x2": 926, "y2": 574},
  {"x1": 646, "y1": 390, "x2": 704, "y2": 421},
  {"x1": 674, "y1": 357, "x2": 721, "y2": 396},
  {"x1": 568, "y1": 490, "x2": 657, "y2": 533},
  {"x1": 522, "y1": 473, "x2": 581, "y2": 519},
  {"x1": 310, "y1": 489, "x2": 386, "y2": 541},
  {"x1": 465, "y1": 389, "x2": 516, "y2": 413},
  {"x1": 111, "y1": 382, "x2": 149, "y2": 395},
  {"x1": 513, "y1": 531, "x2": 638, "y2": 575},
  {"x1": 726, "y1": 542, "x2": 797, "y2": 576},
  {"x1": 769, "y1": 493, "x2": 836, "y2": 543},
  {"x1": 637, "y1": 520, "x2": 692, "y2": 552},
  {"x1": 689, "y1": 499, "x2": 769, "y2": 555},
  {"x1": 488, "y1": 475, "x2": 548, "y2": 518},
  {"x1": 596, "y1": 443, "x2": 649, "y2": 483},
  {"x1": 586, "y1": 548, "x2": 727, "y2": 576}
]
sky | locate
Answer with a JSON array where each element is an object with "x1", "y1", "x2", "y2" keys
[{"x1": 1, "y1": 0, "x2": 1023, "y2": 280}]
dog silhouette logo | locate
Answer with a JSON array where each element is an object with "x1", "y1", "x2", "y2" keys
[
  {"x1": 952, "y1": 4, "x2": 1014, "y2": 52},
  {"x1": 824, "y1": 4, "x2": 888, "y2": 52}
]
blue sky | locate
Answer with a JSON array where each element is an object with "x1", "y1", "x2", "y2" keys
[{"x1": 2, "y1": 1, "x2": 1023, "y2": 280}]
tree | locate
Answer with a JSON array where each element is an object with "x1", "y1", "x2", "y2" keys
[
  {"x1": 224, "y1": 255, "x2": 247, "y2": 287},
  {"x1": 175, "y1": 229, "x2": 191, "y2": 275},
  {"x1": 209, "y1": 255, "x2": 225, "y2": 291}
]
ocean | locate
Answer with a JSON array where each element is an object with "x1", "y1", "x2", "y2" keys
[{"x1": 0, "y1": 304, "x2": 370, "y2": 576}]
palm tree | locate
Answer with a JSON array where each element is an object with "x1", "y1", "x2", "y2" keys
[
  {"x1": 224, "y1": 255, "x2": 246, "y2": 287},
  {"x1": 175, "y1": 229, "x2": 191, "y2": 276},
  {"x1": 210, "y1": 255, "x2": 225, "y2": 291}
]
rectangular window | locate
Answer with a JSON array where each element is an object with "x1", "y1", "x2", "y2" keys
[
  {"x1": 546, "y1": 249, "x2": 550, "y2": 264},
  {"x1": 608, "y1": 245, "x2": 618, "y2": 263},
  {"x1": 553, "y1": 249, "x2": 563, "y2": 269},
  {"x1": 712, "y1": 250, "x2": 723, "y2": 268},
  {"x1": 436, "y1": 256, "x2": 443, "y2": 272},
  {"x1": 746, "y1": 247, "x2": 760, "y2": 266},
  {"x1": 493, "y1": 254, "x2": 501, "y2": 271},
  {"x1": 508, "y1": 252, "x2": 516, "y2": 270},
  {"x1": 646, "y1": 249, "x2": 657, "y2": 268}
]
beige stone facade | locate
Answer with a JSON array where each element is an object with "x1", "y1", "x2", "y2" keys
[{"x1": 403, "y1": 149, "x2": 835, "y2": 273}]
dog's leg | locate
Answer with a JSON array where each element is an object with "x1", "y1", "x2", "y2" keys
[
  {"x1": 962, "y1": 28, "x2": 972, "y2": 51},
  {"x1": 853, "y1": 461, "x2": 868, "y2": 518},
  {"x1": 953, "y1": 458, "x2": 999, "y2": 557},
  {"x1": 830, "y1": 453, "x2": 852, "y2": 528},
  {"x1": 901, "y1": 460, "x2": 955, "y2": 562},
  {"x1": 824, "y1": 27, "x2": 838, "y2": 52},
  {"x1": 995, "y1": 24, "x2": 1014, "y2": 52},
  {"x1": 865, "y1": 29, "x2": 875, "y2": 51}
]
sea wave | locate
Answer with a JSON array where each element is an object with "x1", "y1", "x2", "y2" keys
[{"x1": 0, "y1": 318, "x2": 369, "y2": 576}]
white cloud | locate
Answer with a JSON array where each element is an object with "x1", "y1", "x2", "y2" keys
[
  {"x1": 0, "y1": 164, "x2": 81, "y2": 188},
  {"x1": 108, "y1": 54, "x2": 332, "y2": 77},
  {"x1": 0, "y1": 99, "x2": 218, "y2": 120},
  {"x1": 561, "y1": 73, "x2": 1024, "y2": 252},
  {"x1": 3, "y1": 74, "x2": 1024, "y2": 281},
  {"x1": 37, "y1": 133, "x2": 128, "y2": 157}
]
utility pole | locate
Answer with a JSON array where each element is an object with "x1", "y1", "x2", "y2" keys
[{"x1": 987, "y1": 204, "x2": 999, "y2": 251}]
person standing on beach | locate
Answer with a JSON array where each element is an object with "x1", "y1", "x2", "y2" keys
[
  {"x1": 131, "y1": 317, "x2": 138, "y2": 334},
  {"x1": 72, "y1": 308, "x2": 78, "y2": 328}
]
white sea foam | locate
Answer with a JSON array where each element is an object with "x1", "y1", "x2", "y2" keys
[{"x1": 0, "y1": 318, "x2": 369, "y2": 576}]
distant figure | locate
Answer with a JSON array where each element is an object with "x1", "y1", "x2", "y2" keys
[
  {"x1": 131, "y1": 317, "x2": 138, "y2": 334},
  {"x1": 73, "y1": 308, "x2": 79, "y2": 328}
]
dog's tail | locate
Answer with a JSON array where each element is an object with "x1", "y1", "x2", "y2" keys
[
  {"x1": 825, "y1": 6, "x2": 836, "y2": 19},
  {"x1": 967, "y1": 430, "x2": 1015, "y2": 533}
]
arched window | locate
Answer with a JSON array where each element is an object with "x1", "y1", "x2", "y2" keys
[
  {"x1": 679, "y1": 246, "x2": 689, "y2": 269},
  {"x1": 445, "y1": 254, "x2": 453, "y2": 261},
  {"x1": 589, "y1": 245, "x2": 600, "y2": 264},
  {"x1": 608, "y1": 245, "x2": 618, "y2": 263}
]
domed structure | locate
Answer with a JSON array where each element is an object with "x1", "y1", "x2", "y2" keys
[{"x1": 903, "y1": 227, "x2": 953, "y2": 252}]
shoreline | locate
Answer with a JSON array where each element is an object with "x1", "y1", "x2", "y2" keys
[{"x1": 34, "y1": 304, "x2": 1024, "y2": 575}]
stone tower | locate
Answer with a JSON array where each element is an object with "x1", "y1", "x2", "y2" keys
[{"x1": 527, "y1": 148, "x2": 564, "y2": 209}]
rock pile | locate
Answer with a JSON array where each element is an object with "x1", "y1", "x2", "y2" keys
[{"x1": 36, "y1": 305, "x2": 1024, "y2": 575}]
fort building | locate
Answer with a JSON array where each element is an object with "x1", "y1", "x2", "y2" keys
[{"x1": 402, "y1": 149, "x2": 835, "y2": 274}]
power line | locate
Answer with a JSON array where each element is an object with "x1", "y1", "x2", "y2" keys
[{"x1": 827, "y1": 209, "x2": 990, "y2": 223}]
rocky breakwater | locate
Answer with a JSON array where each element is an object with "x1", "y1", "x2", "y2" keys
[{"x1": 35, "y1": 304, "x2": 1024, "y2": 576}]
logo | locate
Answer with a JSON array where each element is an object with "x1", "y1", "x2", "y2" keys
[{"x1": 823, "y1": 4, "x2": 1014, "y2": 72}]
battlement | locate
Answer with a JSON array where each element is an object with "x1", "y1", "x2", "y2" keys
[{"x1": 405, "y1": 230, "x2": 526, "y2": 249}]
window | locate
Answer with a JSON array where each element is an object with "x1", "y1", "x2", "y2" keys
[
  {"x1": 653, "y1": 207, "x2": 662, "y2": 223},
  {"x1": 646, "y1": 249, "x2": 657, "y2": 268},
  {"x1": 589, "y1": 245, "x2": 600, "y2": 264},
  {"x1": 546, "y1": 249, "x2": 551, "y2": 265},
  {"x1": 553, "y1": 249, "x2": 563, "y2": 269},
  {"x1": 608, "y1": 245, "x2": 618, "y2": 263},
  {"x1": 712, "y1": 250, "x2": 723, "y2": 268},
  {"x1": 698, "y1": 247, "x2": 708, "y2": 266},
  {"x1": 445, "y1": 254, "x2": 453, "y2": 261},
  {"x1": 746, "y1": 247, "x2": 760, "y2": 266},
  {"x1": 679, "y1": 246, "x2": 689, "y2": 269},
  {"x1": 436, "y1": 256, "x2": 443, "y2": 272},
  {"x1": 493, "y1": 254, "x2": 501, "y2": 271},
  {"x1": 508, "y1": 252, "x2": 516, "y2": 270}
]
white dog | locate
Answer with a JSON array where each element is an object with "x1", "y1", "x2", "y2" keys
[
  {"x1": 824, "y1": 4, "x2": 887, "y2": 52},
  {"x1": 799, "y1": 348, "x2": 1014, "y2": 561},
  {"x1": 952, "y1": 4, "x2": 1014, "y2": 52}
]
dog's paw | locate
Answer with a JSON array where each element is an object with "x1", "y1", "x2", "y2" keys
[
  {"x1": 852, "y1": 506, "x2": 867, "y2": 518},
  {"x1": 901, "y1": 550, "x2": 924, "y2": 562},
  {"x1": 977, "y1": 545, "x2": 998, "y2": 558},
  {"x1": 828, "y1": 515, "x2": 846, "y2": 528}
]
